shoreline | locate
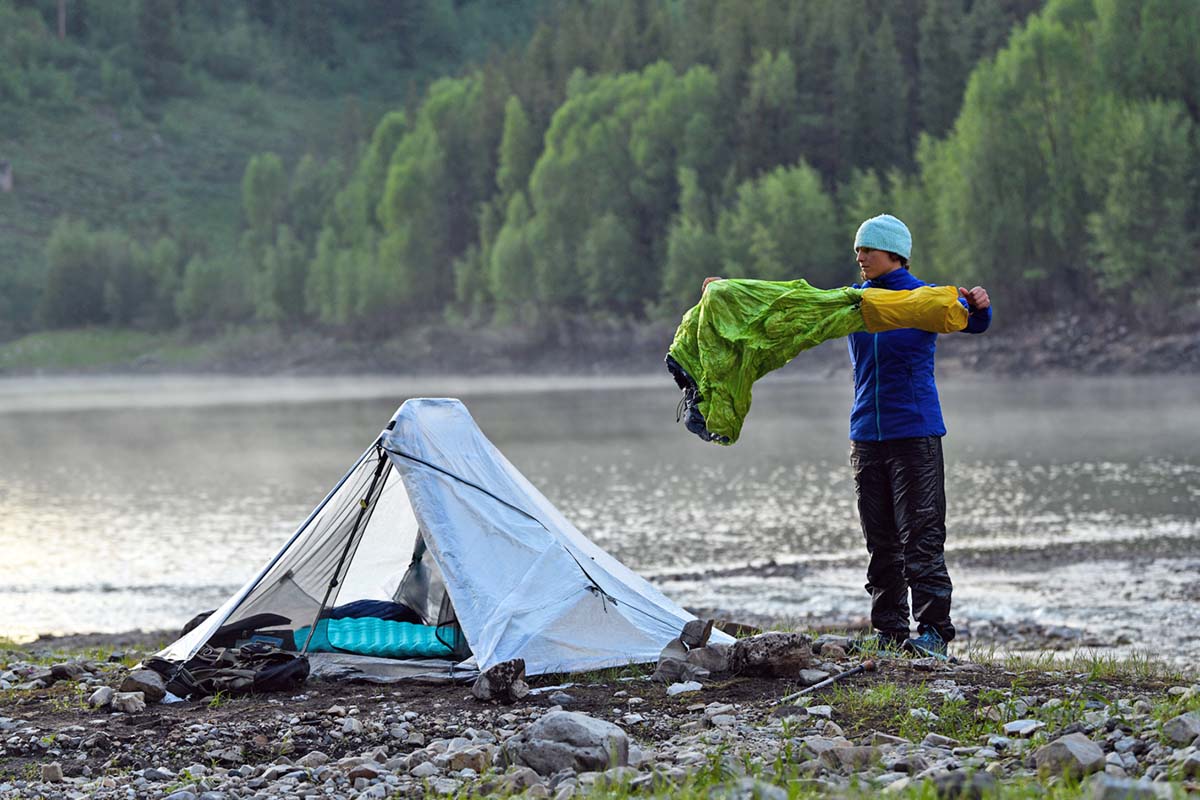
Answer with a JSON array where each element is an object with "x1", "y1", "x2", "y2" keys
[{"x1": 1, "y1": 311, "x2": 1198, "y2": 379}]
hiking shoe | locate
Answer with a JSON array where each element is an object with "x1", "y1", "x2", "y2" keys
[
  {"x1": 905, "y1": 630, "x2": 948, "y2": 659},
  {"x1": 848, "y1": 632, "x2": 909, "y2": 654},
  {"x1": 665, "y1": 355, "x2": 729, "y2": 444}
]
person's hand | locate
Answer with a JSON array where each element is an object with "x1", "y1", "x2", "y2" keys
[
  {"x1": 959, "y1": 286, "x2": 989, "y2": 310},
  {"x1": 702, "y1": 276, "x2": 724, "y2": 293}
]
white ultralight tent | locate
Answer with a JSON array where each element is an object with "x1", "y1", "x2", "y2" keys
[{"x1": 158, "y1": 398, "x2": 731, "y2": 678}]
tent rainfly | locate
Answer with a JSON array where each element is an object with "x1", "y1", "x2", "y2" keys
[{"x1": 157, "y1": 398, "x2": 731, "y2": 677}]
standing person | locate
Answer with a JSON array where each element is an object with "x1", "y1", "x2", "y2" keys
[{"x1": 848, "y1": 214, "x2": 991, "y2": 657}]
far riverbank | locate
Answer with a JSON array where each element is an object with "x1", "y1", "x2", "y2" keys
[{"x1": 0, "y1": 310, "x2": 1197, "y2": 378}]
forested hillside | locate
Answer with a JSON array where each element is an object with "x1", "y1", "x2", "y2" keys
[
  {"x1": 4, "y1": 0, "x2": 1199, "y2": 353},
  {"x1": 0, "y1": 0, "x2": 543, "y2": 336}
]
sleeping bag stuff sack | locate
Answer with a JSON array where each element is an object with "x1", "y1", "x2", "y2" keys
[{"x1": 666, "y1": 279, "x2": 968, "y2": 445}]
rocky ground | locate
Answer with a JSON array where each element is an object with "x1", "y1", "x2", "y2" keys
[{"x1": 3, "y1": 628, "x2": 1200, "y2": 800}]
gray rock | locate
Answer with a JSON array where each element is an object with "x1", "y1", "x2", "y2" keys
[
  {"x1": 818, "y1": 745, "x2": 881, "y2": 772},
  {"x1": 40, "y1": 763, "x2": 64, "y2": 783},
  {"x1": 1087, "y1": 773, "x2": 1158, "y2": 800},
  {"x1": 112, "y1": 691, "x2": 147, "y2": 714},
  {"x1": 667, "y1": 681, "x2": 703, "y2": 696},
  {"x1": 119, "y1": 669, "x2": 166, "y2": 703},
  {"x1": 347, "y1": 762, "x2": 383, "y2": 781},
  {"x1": 729, "y1": 632, "x2": 815, "y2": 677},
  {"x1": 931, "y1": 770, "x2": 997, "y2": 799},
  {"x1": 410, "y1": 761, "x2": 439, "y2": 778},
  {"x1": 799, "y1": 736, "x2": 850, "y2": 759},
  {"x1": 50, "y1": 662, "x2": 87, "y2": 682},
  {"x1": 922, "y1": 733, "x2": 957, "y2": 748},
  {"x1": 472, "y1": 658, "x2": 530, "y2": 702},
  {"x1": 820, "y1": 644, "x2": 848, "y2": 660},
  {"x1": 497, "y1": 766, "x2": 542, "y2": 792},
  {"x1": 296, "y1": 751, "x2": 329, "y2": 768},
  {"x1": 548, "y1": 692, "x2": 575, "y2": 706},
  {"x1": 890, "y1": 754, "x2": 929, "y2": 775},
  {"x1": 812, "y1": 634, "x2": 853, "y2": 654},
  {"x1": 653, "y1": 657, "x2": 710, "y2": 684},
  {"x1": 707, "y1": 776, "x2": 789, "y2": 800},
  {"x1": 88, "y1": 686, "x2": 114, "y2": 709},
  {"x1": 686, "y1": 644, "x2": 731, "y2": 674},
  {"x1": 1162, "y1": 711, "x2": 1200, "y2": 746},
  {"x1": 165, "y1": 792, "x2": 197, "y2": 800},
  {"x1": 872, "y1": 732, "x2": 911, "y2": 746},
  {"x1": 1003, "y1": 719, "x2": 1045, "y2": 737},
  {"x1": 680, "y1": 619, "x2": 714, "y2": 649},
  {"x1": 1033, "y1": 732, "x2": 1105, "y2": 779},
  {"x1": 1181, "y1": 753, "x2": 1200, "y2": 779},
  {"x1": 501, "y1": 711, "x2": 629, "y2": 776},
  {"x1": 798, "y1": 669, "x2": 831, "y2": 686}
]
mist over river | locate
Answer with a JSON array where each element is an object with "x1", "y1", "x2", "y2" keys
[{"x1": 1, "y1": 372, "x2": 1197, "y2": 662}]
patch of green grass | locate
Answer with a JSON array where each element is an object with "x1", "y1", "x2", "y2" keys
[
  {"x1": 0, "y1": 326, "x2": 262, "y2": 371},
  {"x1": 961, "y1": 645, "x2": 1185, "y2": 685},
  {"x1": 553, "y1": 662, "x2": 655, "y2": 687}
]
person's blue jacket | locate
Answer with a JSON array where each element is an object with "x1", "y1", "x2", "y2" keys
[{"x1": 848, "y1": 268, "x2": 991, "y2": 441}]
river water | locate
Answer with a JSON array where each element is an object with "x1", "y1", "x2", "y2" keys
[{"x1": 1, "y1": 373, "x2": 1197, "y2": 662}]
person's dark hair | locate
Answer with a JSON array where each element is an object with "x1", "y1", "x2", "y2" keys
[{"x1": 886, "y1": 251, "x2": 909, "y2": 269}]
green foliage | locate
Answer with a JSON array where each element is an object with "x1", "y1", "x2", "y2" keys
[
  {"x1": 137, "y1": 0, "x2": 185, "y2": 99},
  {"x1": 918, "y1": 0, "x2": 970, "y2": 137},
  {"x1": 717, "y1": 162, "x2": 841, "y2": 288},
  {"x1": 496, "y1": 95, "x2": 538, "y2": 200},
  {"x1": 660, "y1": 168, "x2": 721, "y2": 311},
  {"x1": 175, "y1": 255, "x2": 253, "y2": 326},
  {"x1": 1088, "y1": 100, "x2": 1196, "y2": 305},
  {"x1": 488, "y1": 192, "x2": 536, "y2": 323},
  {"x1": 11, "y1": 0, "x2": 1200, "y2": 347},
  {"x1": 242, "y1": 153, "x2": 288, "y2": 234},
  {"x1": 40, "y1": 218, "x2": 163, "y2": 328}
]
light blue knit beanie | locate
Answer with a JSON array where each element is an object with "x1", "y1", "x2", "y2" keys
[{"x1": 854, "y1": 214, "x2": 912, "y2": 260}]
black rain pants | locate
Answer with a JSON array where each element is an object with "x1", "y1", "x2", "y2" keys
[{"x1": 850, "y1": 435, "x2": 955, "y2": 642}]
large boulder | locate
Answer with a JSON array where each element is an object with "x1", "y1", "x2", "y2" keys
[
  {"x1": 729, "y1": 632, "x2": 816, "y2": 677},
  {"x1": 501, "y1": 711, "x2": 629, "y2": 776},
  {"x1": 1033, "y1": 732, "x2": 1104, "y2": 778}
]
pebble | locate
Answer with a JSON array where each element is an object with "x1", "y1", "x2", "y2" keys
[
  {"x1": 667, "y1": 681, "x2": 703, "y2": 696},
  {"x1": 1003, "y1": 718, "x2": 1045, "y2": 737}
]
